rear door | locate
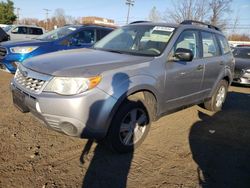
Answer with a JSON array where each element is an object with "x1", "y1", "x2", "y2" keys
[
  {"x1": 164, "y1": 29, "x2": 204, "y2": 110},
  {"x1": 200, "y1": 31, "x2": 224, "y2": 94}
]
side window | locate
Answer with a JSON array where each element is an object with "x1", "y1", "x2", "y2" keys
[
  {"x1": 12, "y1": 26, "x2": 28, "y2": 34},
  {"x1": 71, "y1": 30, "x2": 95, "y2": 45},
  {"x1": 96, "y1": 29, "x2": 111, "y2": 41},
  {"x1": 28, "y1": 27, "x2": 43, "y2": 35},
  {"x1": 172, "y1": 30, "x2": 199, "y2": 58},
  {"x1": 201, "y1": 32, "x2": 219, "y2": 57},
  {"x1": 217, "y1": 35, "x2": 230, "y2": 54}
]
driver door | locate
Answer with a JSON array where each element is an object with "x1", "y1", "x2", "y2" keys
[{"x1": 164, "y1": 30, "x2": 205, "y2": 110}]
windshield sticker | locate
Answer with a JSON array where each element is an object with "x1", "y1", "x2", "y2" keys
[
  {"x1": 153, "y1": 26, "x2": 175, "y2": 32},
  {"x1": 68, "y1": 27, "x2": 76, "y2": 31}
]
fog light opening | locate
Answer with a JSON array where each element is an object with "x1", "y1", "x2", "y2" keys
[{"x1": 61, "y1": 122, "x2": 78, "y2": 136}]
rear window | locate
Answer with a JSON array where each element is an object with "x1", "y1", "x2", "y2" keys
[{"x1": 217, "y1": 35, "x2": 230, "y2": 54}]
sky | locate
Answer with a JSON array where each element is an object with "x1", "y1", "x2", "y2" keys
[{"x1": 10, "y1": 0, "x2": 250, "y2": 34}]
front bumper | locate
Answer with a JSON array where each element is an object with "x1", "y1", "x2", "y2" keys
[{"x1": 11, "y1": 80, "x2": 117, "y2": 139}]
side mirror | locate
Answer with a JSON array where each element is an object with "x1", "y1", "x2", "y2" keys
[{"x1": 174, "y1": 48, "x2": 194, "y2": 61}]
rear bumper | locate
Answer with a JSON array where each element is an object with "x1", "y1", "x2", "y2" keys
[{"x1": 11, "y1": 80, "x2": 117, "y2": 139}]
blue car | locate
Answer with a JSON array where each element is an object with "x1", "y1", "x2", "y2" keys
[{"x1": 0, "y1": 25, "x2": 113, "y2": 73}]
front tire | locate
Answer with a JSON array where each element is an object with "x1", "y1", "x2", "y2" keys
[
  {"x1": 107, "y1": 96, "x2": 151, "y2": 153},
  {"x1": 204, "y1": 80, "x2": 228, "y2": 112}
]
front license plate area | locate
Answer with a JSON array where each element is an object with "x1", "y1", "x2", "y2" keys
[{"x1": 12, "y1": 88, "x2": 30, "y2": 113}]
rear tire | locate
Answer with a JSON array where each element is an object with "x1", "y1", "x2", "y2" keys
[
  {"x1": 204, "y1": 80, "x2": 228, "y2": 112},
  {"x1": 107, "y1": 96, "x2": 151, "y2": 153}
]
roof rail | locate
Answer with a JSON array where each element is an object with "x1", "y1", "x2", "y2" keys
[
  {"x1": 129, "y1": 21, "x2": 150, "y2": 24},
  {"x1": 181, "y1": 20, "x2": 221, "y2": 31}
]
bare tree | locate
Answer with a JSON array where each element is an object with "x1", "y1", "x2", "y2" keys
[
  {"x1": 209, "y1": 0, "x2": 232, "y2": 29},
  {"x1": 231, "y1": 10, "x2": 239, "y2": 34},
  {"x1": 148, "y1": 6, "x2": 161, "y2": 22},
  {"x1": 53, "y1": 8, "x2": 66, "y2": 27},
  {"x1": 163, "y1": 0, "x2": 209, "y2": 23}
]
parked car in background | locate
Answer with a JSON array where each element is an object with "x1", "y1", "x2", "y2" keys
[
  {"x1": 3, "y1": 25, "x2": 45, "y2": 41},
  {"x1": 0, "y1": 25, "x2": 114, "y2": 73},
  {"x1": 232, "y1": 47, "x2": 250, "y2": 85},
  {"x1": 0, "y1": 27, "x2": 9, "y2": 42},
  {"x1": 11, "y1": 20, "x2": 234, "y2": 153},
  {"x1": 0, "y1": 24, "x2": 8, "y2": 28}
]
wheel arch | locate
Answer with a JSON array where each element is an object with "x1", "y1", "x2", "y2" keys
[{"x1": 104, "y1": 85, "x2": 159, "y2": 138}]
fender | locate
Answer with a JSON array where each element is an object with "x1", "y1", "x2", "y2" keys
[
  {"x1": 209, "y1": 67, "x2": 233, "y2": 98},
  {"x1": 103, "y1": 75, "x2": 161, "y2": 135}
]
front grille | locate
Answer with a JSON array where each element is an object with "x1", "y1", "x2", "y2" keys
[
  {"x1": 14, "y1": 69, "x2": 46, "y2": 93},
  {"x1": 0, "y1": 47, "x2": 7, "y2": 58}
]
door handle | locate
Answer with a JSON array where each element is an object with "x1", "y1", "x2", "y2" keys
[{"x1": 196, "y1": 64, "x2": 204, "y2": 71}]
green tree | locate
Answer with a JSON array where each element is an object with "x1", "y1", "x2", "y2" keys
[{"x1": 0, "y1": 0, "x2": 16, "y2": 24}]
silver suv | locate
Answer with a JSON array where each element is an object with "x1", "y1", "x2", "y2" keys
[
  {"x1": 4, "y1": 25, "x2": 45, "y2": 41},
  {"x1": 11, "y1": 20, "x2": 234, "y2": 153}
]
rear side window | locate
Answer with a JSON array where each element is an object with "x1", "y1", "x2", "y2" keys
[
  {"x1": 96, "y1": 29, "x2": 112, "y2": 41},
  {"x1": 217, "y1": 35, "x2": 230, "y2": 54},
  {"x1": 201, "y1": 32, "x2": 219, "y2": 58},
  {"x1": 28, "y1": 27, "x2": 43, "y2": 35}
]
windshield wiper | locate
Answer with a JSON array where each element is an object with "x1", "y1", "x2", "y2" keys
[{"x1": 94, "y1": 48, "x2": 123, "y2": 54}]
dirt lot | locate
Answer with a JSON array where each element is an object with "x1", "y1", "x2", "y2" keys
[{"x1": 0, "y1": 71, "x2": 250, "y2": 188}]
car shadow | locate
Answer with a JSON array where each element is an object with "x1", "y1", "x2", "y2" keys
[
  {"x1": 80, "y1": 140, "x2": 133, "y2": 188},
  {"x1": 189, "y1": 91, "x2": 250, "y2": 188},
  {"x1": 80, "y1": 72, "x2": 135, "y2": 188}
]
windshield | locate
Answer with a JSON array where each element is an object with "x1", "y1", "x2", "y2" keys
[
  {"x1": 94, "y1": 25, "x2": 175, "y2": 56},
  {"x1": 37, "y1": 26, "x2": 78, "y2": 41},
  {"x1": 3, "y1": 25, "x2": 13, "y2": 32},
  {"x1": 233, "y1": 48, "x2": 250, "y2": 59}
]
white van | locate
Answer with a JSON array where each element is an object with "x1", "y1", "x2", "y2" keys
[{"x1": 3, "y1": 25, "x2": 45, "y2": 41}]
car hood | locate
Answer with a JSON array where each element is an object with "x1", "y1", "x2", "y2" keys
[
  {"x1": 235, "y1": 58, "x2": 250, "y2": 70},
  {"x1": 1, "y1": 39, "x2": 51, "y2": 47},
  {"x1": 23, "y1": 48, "x2": 154, "y2": 77}
]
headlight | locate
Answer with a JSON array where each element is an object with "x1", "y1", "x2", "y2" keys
[
  {"x1": 44, "y1": 76, "x2": 102, "y2": 95},
  {"x1": 10, "y1": 46, "x2": 38, "y2": 54}
]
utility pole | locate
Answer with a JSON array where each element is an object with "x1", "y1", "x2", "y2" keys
[
  {"x1": 43, "y1": 8, "x2": 51, "y2": 30},
  {"x1": 15, "y1": 8, "x2": 20, "y2": 24},
  {"x1": 126, "y1": 0, "x2": 135, "y2": 24}
]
